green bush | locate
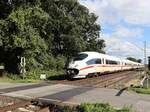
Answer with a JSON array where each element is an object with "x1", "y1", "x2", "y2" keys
[
  {"x1": 118, "y1": 107, "x2": 132, "y2": 112},
  {"x1": 25, "y1": 69, "x2": 64, "y2": 80},
  {"x1": 3, "y1": 69, "x2": 65, "y2": 82},
  {"x1": 56, "y1": 55, "x2": 66, "y2": 70},
  {"x1": 61, "y1": 106, "x2": 75, "y2": 112},
  {"x1": 25, "y1": 69, "x2": 41, "y2": 80},
  {"x1": 78, "y1": 103, "x2": 116, "y2": 112},
  {"x1": 7, "y1": 74, "x2": 22, "y2": 80},
  {"x1": 57, "y1": 103, "x2": 132, "y2": 112}
]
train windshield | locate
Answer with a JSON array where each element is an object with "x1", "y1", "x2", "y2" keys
[{"x1": 73, "y1": 53, "x2": 88, "y2": 61}]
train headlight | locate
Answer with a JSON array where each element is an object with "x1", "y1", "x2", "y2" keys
[
  {"x1": 67, "y1": 70, "x2": 71, "y2": 74},
  {"x1": 71, "y1": 70, "x2": 75, "y2": 74},
  {"x1": 66, "y1": 69, "x2": 79, "y2": 76}
]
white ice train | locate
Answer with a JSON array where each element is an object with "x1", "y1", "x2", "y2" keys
[{"x1": 66, "y1": 51, "x2": 144, "y2": 78}]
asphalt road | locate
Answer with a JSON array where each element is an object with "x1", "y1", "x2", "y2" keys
[{"x1": 0, "y1": 82, "x2": 150, "y2": 112}]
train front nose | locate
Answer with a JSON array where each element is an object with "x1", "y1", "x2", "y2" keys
[{"x1": 66, "y1": 68, "x2": 79, "y2": 78}]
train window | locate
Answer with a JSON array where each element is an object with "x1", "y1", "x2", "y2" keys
[
  {"x1": 113, "y1": 61, "x2": 118, "y2": 64},
  {"x1": 73, "y1": 53, "x2": 88, "y2": 61},
  {"x1": 86, "y1": 58, "x2": 101, "y2": 65},
  {"x1": 106, "y1": 60, "x2": 109, "y2": 64},
  {"x1": 96, "y1": 59, "x2": 102, "y2": 64},
  {"x1": 106, "y1": 60, "x2": 118, "y2": 65}
]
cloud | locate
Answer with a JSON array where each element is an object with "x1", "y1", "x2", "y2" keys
[
  {"x1": 79, "y1": 0, "x2": 120, "y2": 25},
  {"x1": 79, "y1": 0, "x2": 150, "y2": 26},
  {"x1": 78, "y1": 0, "x2": 149, "y2": 61},
  {"x1": 109, "y1": 0, "x2": 150, "y2": 25},
  {"x1": 108, "y1": 26, "x2": 143, "y2": 38},
  {"x1": 101, "y1": 26, "x2": 144, "y2": 59},
  {"x1": 78, "y1": 0, "x2": 150, "y2": 62}
]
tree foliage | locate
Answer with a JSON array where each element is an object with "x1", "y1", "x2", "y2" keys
[
  {"x1": 0, "y1": 0, "x2": 105, "y2": 73},
  {"x1": 127, "y1": 57, "x2": 142, "y2": 63}
]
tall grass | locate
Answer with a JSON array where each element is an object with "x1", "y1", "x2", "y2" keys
[
  {"x1": 0, "y1": 69, "x2": 65, "y2": 83},
  {"x1": 56, "y1": 103, "x2": 132, "y2": 112}
]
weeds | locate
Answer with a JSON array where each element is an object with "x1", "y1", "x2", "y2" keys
[
  {"x1": 56, "y1": 103, "x2": 132, "y2": 112},
  {"x1": 0, "y1": 69, "x2": 65, "y2": 83}
]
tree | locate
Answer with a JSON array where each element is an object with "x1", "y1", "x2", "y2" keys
[
  {"x1": 127, "y1": 57, "x2": 142, "y2": 63},
  {"x1": 0, "y1": 0, "x2": 105, "y2": 73},
  {"x1": 0, "y1": 0, "x2": 12, "y2": 19},
  {"x1": 41, "y1": 0, "x2": 105, "y2": 57},
  {"x1": 0, "y1": 2, "x2": 50, "y2": 73},
  {"x1": 137, "y1": 59, "x2": 142, "y2": 63}
]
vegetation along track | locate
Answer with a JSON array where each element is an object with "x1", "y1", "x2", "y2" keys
[
  {"x1": 0, "y1": 96, "x2": 49, "y2": 112},
  {"x1": 48, "y1": 70, "x2": 143, "y2": 89}
]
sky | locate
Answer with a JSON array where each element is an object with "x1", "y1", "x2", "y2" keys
[{"x1": 79, "y1": 0, "x2": 150, "y2": 63}]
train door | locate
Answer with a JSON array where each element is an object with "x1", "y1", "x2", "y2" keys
[
  {"x1": 101, "y1": 58, "x2": 105, "y2": 74},
  {"x1": 95, "y1": 58, "x2": 102, "y2": 75},
  {"x1": 105, "y1": 59, "x2": 109, "y2": 72}
]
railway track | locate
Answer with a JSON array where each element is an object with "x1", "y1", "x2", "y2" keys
[{"x1": 48, "y1": 70, "x2": 142, "y2": 89}]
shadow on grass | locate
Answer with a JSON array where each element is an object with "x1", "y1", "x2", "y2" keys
[
  {"x1": 47, "y1": 74, "x2": 67, "y2": 81},
  {"x1": 47, "y1": 74, "x2": 79, "y2": 81}
]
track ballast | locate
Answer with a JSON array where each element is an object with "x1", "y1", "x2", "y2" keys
[{"x1": 48, "y1": 70, "x2": 143, "y2": 89}]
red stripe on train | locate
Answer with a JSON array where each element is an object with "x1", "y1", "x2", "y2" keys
[
  {"x1": 80, "y1": 66, "x2": 94, "y2": 70},
  {"x1": 80, "y1": 65, "x2": 136, "y2": 71}
]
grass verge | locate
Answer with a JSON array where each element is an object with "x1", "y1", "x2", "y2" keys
[
  {"x1": 0, "y1": 70, "x2": 65, "y2": 83},
  {"x1": 58, "y1": 103, "x2": 132, "y2": 112},
  {"x1": 128, "y1": 87, "x2": 150, "y2": 94}
]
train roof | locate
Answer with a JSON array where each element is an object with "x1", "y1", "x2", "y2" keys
[
  {"x1": 81, "y1": 51, "x2": 119, "y2": 58},
  {"x1": 80, "y1": 51, "x2": 142, "y2": 65},
  {"x1": 80, "y1": 51, "x2": 121, "y2": 61}
]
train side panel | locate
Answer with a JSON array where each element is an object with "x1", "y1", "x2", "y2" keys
[{"x1": 66, "y1": 51, "x2": 144, "y2": 79}]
